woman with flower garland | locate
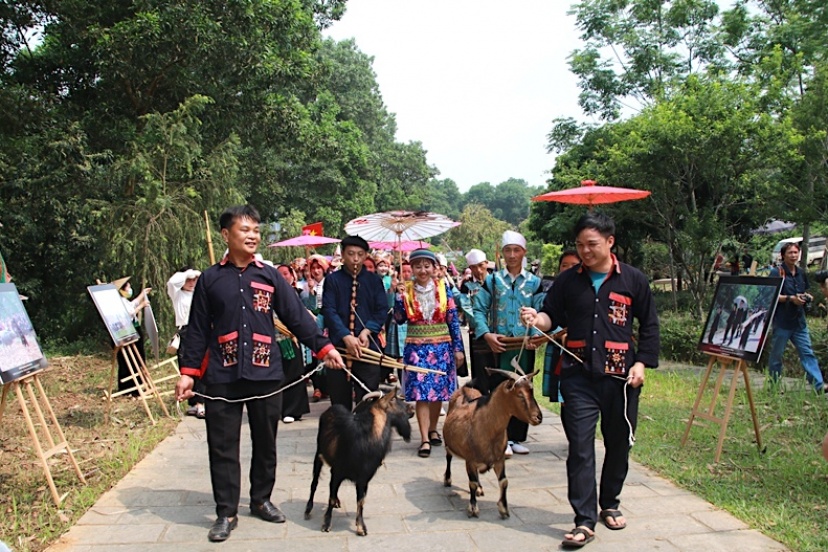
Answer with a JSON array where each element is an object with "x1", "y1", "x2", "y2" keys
[{"x1": 394, "y1": 249, "x2": 465, "y2": 458}]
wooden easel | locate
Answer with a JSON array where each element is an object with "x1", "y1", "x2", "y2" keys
[
  {"x1": 106, "y1": 339, "x2": 171, "y2": 424},
  {"x1": 0, "y1": 372, "x2": 87, "y2": 507},
  {"x1": 681, "y1": 353, "x2": 763, "y2": 463}
]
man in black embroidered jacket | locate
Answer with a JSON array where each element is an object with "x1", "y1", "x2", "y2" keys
[
  {"x1": 175, "y1": 205, "x2": 344, "y2": 542},
  {"x1": 521, "y1": 212, "x2": 659, "y2": 548}
]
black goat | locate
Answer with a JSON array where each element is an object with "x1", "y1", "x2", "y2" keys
[{"x1": 304, "y1": 388, "x2": 411, "y2": 536}]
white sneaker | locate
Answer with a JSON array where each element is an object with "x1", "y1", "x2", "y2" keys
[
  {"x1": 282, "y1": 416, "x2": 295, "y2": 423},
  {"x1": 509, "y1": 441, "x2": 529, "y2": 454},
  {"x1": 440, "y1": 407, "x2": 446, "y2": 416},
  {"x1": 505, "y1": 443, "x2": 513, "y2": 458}
]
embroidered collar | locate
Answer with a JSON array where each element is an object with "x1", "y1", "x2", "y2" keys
[
  {"x1": 220, "y1": 253, "x2": 263, "y2": 269},
  {"x1": 577, "y1": 253, "x2": 622, "y2": 275}
]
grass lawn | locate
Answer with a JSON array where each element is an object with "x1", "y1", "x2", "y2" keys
[
  {"x1": 0, "y1": 354, "x2": 177, "y2": 552},
  {"x1": 536, "y1": 359, "x2": 828, "y2": 552}
]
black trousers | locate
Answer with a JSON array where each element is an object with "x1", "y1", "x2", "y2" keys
[
  {"x1": 559, "y1": 370, "x2": 640, "y2": 530},
  {"x1": 204, "y1": 379, "x2": 283, "y2": 518},
  {"x1": 469, "y1": 337, "x2": 490, "y2": 386},
  {"x1": 326, "y1": 360, "x2": 380, "y2": 411}
]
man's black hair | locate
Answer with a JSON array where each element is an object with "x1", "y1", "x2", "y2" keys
[
  {"x1": 574, "y1": 212, "x2": 615, "y2": 238},
  {"x1": 219, "y1": 205, "x2": 261, "y2": 230},
  {"x1": 558, "y1": 249, "x2": 580, "y2": 267},
  {"x1": 780, "y1": 241, "x2": 800, "y2": 256}
]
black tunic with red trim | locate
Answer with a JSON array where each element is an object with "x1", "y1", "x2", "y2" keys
[
  {"x1": 540, "y1": 256, "x2": 659, "y2": 378},
  {"x1": 179, "y1": 256, "x2": 334, "y2": 385}
]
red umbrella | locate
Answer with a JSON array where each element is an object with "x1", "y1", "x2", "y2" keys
[{"x1": 532, "y1": 180, "x2": 650, "y2": 209}]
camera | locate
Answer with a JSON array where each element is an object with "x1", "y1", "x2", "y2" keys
[{"x1": 815, "y1": 269, "x2": 828, "y2": 285}]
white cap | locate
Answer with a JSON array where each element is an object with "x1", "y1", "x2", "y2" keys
[
  {"x1": 465, "y1": 249, "x2": 487, "y2": 266},
  {"x1": 502, "y1": 230, "x2": 526, "y2": 250},
  {"x1": 436, "y1": 253, "x2": 448, "y2": 267}
]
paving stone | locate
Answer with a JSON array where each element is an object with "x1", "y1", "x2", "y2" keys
[{"x1": 45, "y1": 393, "x2": 790, "y2": 552}]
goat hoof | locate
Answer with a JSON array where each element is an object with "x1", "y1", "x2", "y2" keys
[
  {"x1": 356, "y1": 527, "x2": 367, "y2": 536},
  {"x1": 321, "y1": 524, "x2": 331, "y2": 533},
  {"x1": 333, "y1": 498, "x2": 341, "y2": 508},
  {"x1": 477, "y1": 487, "x2": 485, "y2": 497},
  {"x1": 443, "y1": 478, "x2": 452, "y2": 487},
  {"x1": 498, "y1": 508, "x2": 510, "y2": 519},
  {"x1": 466, "y1": 505, "x2": 479, "y2": 518},
  {"x1": 304, "y1": 512, "x2": 312, "y2": 520}
]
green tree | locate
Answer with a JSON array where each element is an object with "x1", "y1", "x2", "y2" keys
[
  {"x1": 568, "y1": 0, "x2": 724, "y2": 120},
  {"x1": 446, "y1": 203, "x2": 511, "y2": 259}
]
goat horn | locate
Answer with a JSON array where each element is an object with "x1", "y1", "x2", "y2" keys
[
  {"x1": 360, "y1": 391, "x2": 383, "y2": 403},
  {"x1": 516, "y1": 369, "x2": 540, "y2": 383},
  {"x1": 484, "y1": 368, "x2": 521, "y2": 381}
]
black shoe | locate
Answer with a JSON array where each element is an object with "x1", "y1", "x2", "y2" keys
[
  {"x1": 208, "y1": 516, "x2": 237, "y2": 542},
  {"x1": 250, "y1": 500, "x2": 286, "y2": 523}
]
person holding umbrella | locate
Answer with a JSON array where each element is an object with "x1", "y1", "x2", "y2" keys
[{"x1": 394, "y1": 249, "x2": 465, "y2": 457}]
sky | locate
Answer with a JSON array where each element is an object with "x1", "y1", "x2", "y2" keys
[{"x1": 324, "y1": 1, "x2": 585, "y2": 192}]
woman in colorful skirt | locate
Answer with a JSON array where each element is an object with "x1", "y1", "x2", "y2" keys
[{"x1": 394, "y1": 249, "x2": 465, "y2": 457}]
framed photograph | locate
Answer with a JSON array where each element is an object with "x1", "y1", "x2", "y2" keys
[
  {"x1": 87, "y1": 284, "x2": 140, "y2": 347},
  {"x1": 0, "y1": 283, "x2": 47, "y2": 384},
  {"x1": 698, "y1": 276, "x2": 783, "y2": 362}
]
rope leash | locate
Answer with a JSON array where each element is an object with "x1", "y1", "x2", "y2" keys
[
  {"x1": 175, "y1": 362, "x2": 373, "y2": 418},
  {"x1": 609, "y1": 374, "x2": 636, "y2": 448},
  {"x1": 175, "y1": 362, "x2": 326, "y2": 420}
]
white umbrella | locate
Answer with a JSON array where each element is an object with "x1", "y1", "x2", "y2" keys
[{"x1": 344, "y1": 210, "x2": 458, "y2": 244}]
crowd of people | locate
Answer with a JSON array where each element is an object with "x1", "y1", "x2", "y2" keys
[
  {"x1": 59, "y1": 202, "x2": 828, "y2": 548},
  {"x1": 161, "y1": 205, "x2": 659, "y2": 549}
]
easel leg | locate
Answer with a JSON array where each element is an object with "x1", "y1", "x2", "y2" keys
[
  {"x1": 123, "y1": 344, "x2": 156, "y2": 425},
  {"x1": 33, "y1": 375, "x2": 87, "y2": 484},
  {"x1": 741, "y1": 362, "x2": 764, "y2": 454},
  {"x1": 682, "y1": 356, "x2": 715, "y2": 446},
  {"x1": 131, "y1": 347, "x2": 171, "y2": 418},
  {"x1": 15, "y1": 381, "x2": 62, "y2": 506},
  {"x1": 0, "y1": 383, "x2": 10, "y2": 423},
  {"x1": 715, "y1": 362, "x2": 743, "y2": 463}
]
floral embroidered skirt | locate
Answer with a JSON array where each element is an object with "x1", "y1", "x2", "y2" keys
[{"x1": 402, "y1": 337, "x2": 457, "y2": 402}]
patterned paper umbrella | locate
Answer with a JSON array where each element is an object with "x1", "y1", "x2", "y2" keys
[
  {"x1": 532, "y1": 179, "x2": 651, "y2": 210},
  {"x1": 344, "y1": 211, "x2": 458, "y2": 244},
  {"x1": 369, "y1": 240, "x2": 432, "y2": 252},
  {"x1": 268, "y1": 235, "x2": 340, "y2": 248}
]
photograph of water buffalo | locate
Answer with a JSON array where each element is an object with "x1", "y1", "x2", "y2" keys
[
  {"x1": 87, "y1": 284, "x2": 139, "y2": 347},
  {"x1": 699, "y1": 276, "x2": 783, "y2": 362},
  {"x1": 0, "y1": 283, "x2": 46, "y2": 384}
]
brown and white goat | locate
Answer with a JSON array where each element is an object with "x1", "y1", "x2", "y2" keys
[
  {"x1": 442, "y1": 368, "x2": 542, "y2": 519},
  {"x1": 305, "y1": 388, "x2": 411, "y2": 536}
]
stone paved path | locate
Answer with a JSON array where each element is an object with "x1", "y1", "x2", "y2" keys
[{"x1": 47, "y1": 387, "x2": 787, "y2": 552}]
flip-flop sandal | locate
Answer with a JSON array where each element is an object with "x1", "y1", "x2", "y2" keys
[
  {"x1": 599, "y1": 508, "x2": 626, "y2": 530},
  {"x1": 561, "y1": 526, "x2": 594, "y2": 548},
  {"x1": 428, "y1": 430, "x2": 443, "y2": 446},
  {"x1": 417, "y1": 442, "x2": 431, "y2": 458}
]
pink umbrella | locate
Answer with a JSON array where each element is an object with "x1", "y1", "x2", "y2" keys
[
  {"x1": 532, "y1": 179, "x2": 651, "y2": 210},
  {"x1": 268, "y1": 235, "x2": 340, "y2": 248},
  {"x1": 369, "y1": 240, "x2": 431, "y2": 252}
]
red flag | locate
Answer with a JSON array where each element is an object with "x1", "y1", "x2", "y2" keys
[{"x1": 302, "y1": 222, "x2": 324, "y2": 236}]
